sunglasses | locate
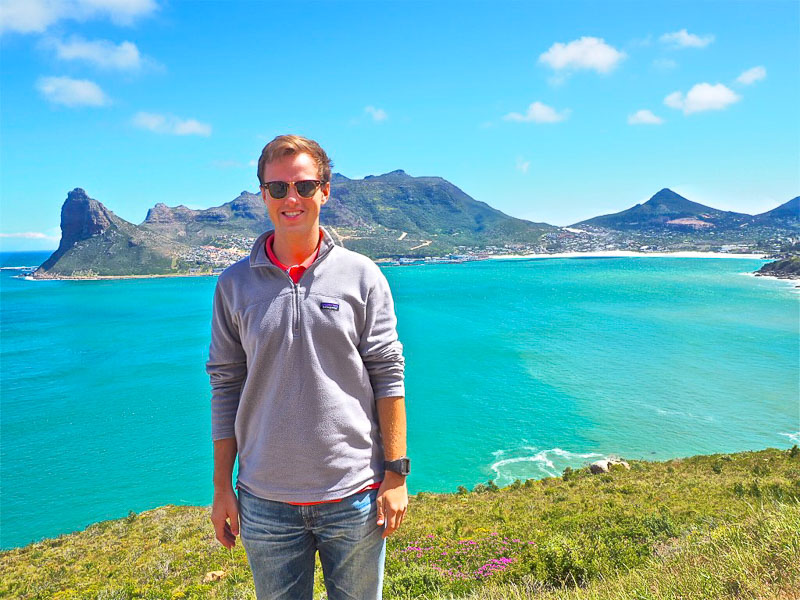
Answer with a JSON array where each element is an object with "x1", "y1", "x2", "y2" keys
[{"x1": 261, "y1": 180, "x2": 324, "y2": 199}]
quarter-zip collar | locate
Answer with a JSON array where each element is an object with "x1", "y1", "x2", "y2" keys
[{"x1": 249, "y1": 226, "x2": 337, "y2": 271}]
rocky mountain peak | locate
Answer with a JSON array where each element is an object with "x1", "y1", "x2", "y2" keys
[
  {"x1": 144, "y1": 203, "x2": 199, "y2": 224},
  {"x1": 364, "y1": 169, "x2": 411, "y2": 181},
  {"x1": 39, "y1": 189, "x2": 118, "y2": 271},
  {"x1": 646, "y1": 188, "x2": 684, "y2": 204},
  {"x1": 61, "y1": 189, "x2": 115, "y2": 239}
]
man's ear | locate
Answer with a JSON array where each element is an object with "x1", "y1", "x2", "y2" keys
[
  {"x1": 321, "y1": 182, "x2": 331, "y2": 205},
  {"x1": 261, "y1": 187, "x2": 269, "y2": 203}
]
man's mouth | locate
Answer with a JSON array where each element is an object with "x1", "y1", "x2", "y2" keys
[{"x1": 283, "y1": 210, "x2": 303, "y2": 218}]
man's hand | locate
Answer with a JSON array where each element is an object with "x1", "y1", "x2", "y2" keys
[
  {"x1": 376, "y1": 472, "x2": 407, "y2": 538},
  {"x1": 211, "y1": 487, "x2": 240, "y2": 549}
]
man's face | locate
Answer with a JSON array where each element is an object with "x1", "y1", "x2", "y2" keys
[{"x1": 261, "y1": 152, "x2": 329, "y2": 237}]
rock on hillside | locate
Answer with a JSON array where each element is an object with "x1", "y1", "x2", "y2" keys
[
  {"x1": 37, "y1": 189, "x2": 188, "y2": 277},
  {"x1": 755, "y1": 256, "x2": 800, "y2": 280},
  {"x1": 39, "y1": 188, "x2": 116, "y2": 271}
]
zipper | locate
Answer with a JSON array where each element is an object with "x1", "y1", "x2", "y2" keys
[
  {"x1": 256, "y1": 230, "x2": 338, "y2": 334},
  {"x1": 292, "y1": 281, "x2": 299, "y2": 331}
]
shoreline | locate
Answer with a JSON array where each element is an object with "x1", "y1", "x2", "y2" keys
[
  {"x1": 30, "y1": 272, "x2": 217, "y2": 282},
  {"x1": 486, "y1": 250, "x2": 770, "y2": 260},
  {"x1": 14, "y1": 251, "x2": 773, "y2": 281},
  {"x1": 743, "y1": 272, "x2": 800, "y2": 286},
  {"x1": 1, "y1": 445, "x2": 795, "y2": 553}
]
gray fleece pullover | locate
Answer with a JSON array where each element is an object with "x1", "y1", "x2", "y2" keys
[{"x1": 207, "y1": 228, "x2": 405, "y2": 503}]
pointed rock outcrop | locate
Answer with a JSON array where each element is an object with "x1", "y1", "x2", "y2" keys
[
  {"x1": 39, "y1": 189, "x2": 118, "y2": 271},
  {"x1": 144, "y1": 203, "x2": 200, "y2": 224}
]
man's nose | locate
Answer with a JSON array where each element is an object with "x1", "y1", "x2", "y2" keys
[{"x1": 284, "y1": 186, "x2": 301, "y2": 202}]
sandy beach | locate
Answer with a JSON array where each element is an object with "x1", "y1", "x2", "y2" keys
[
  {"x1": 487, "y1": 251, "x2": 770, "y2": 260},
  {"x1": 30, "y1": 272, "x2": 217, "y2": 282},
  {"x1": 15, "y1": 251, "x2": 773, "y2": 281}
]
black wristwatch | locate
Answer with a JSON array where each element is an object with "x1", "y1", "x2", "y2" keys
[{"x1": 384, "y1": 457, "x2": 410, "y2": 476}]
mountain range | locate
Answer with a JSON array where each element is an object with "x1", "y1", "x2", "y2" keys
[
  {"x1": 575, "y1": 188, "x2": 799, "y2": 232},
  {"x1": 34, "y1": 173, "x2": 799, "y2": 277}
]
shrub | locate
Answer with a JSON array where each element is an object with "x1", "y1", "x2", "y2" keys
[{"x1": 534, "y1": 534, "x2": 599, "y2": 587}]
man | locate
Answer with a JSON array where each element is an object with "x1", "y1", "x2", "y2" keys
[{"x1": 207, "y1": 134, "x2": 408, "y2": 599}]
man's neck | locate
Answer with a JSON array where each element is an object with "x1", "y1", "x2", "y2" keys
[{"x1": 271, "y1": 229, "x2": 320, "y2": 266}]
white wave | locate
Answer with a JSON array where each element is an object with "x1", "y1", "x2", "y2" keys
[
  {"x1": 780, "y1": 432, "x2": 800, "y2": 445},
  {"x1": 655, "y1": 407, "x2": 714, "y2": 423},
  {"x1": 489, "y1": 447, "x2": 604, "y2": 485}
]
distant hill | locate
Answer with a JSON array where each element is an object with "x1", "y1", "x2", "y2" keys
[
  {"x1": 36, "y1": 172, "x2": 555, "y2": 277},
  {"x1": 37, "y1": 189, "x2": 187, "y2": 277},
  {"x1": 573, "y1": 188, "x2": 753, "y2": 231},
  {"x1": 141, "y1": 191, "x2": 270, "y2": 241},
  {"x1": 327, "y1": 170, "x2": 550, "y2": 237},
  {"x1": 137, "y1": 171, "x2": 554, "y2": 249},
  {"x1": 755, "y1": 196, "x2": 799, "y2": 224},
  {"x1": 34, "y1": 182, "x2": 800, "y2": 277}
]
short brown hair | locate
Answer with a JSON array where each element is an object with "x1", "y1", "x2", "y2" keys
[{"x1": 257, "y1": 134, "x2": 333, "y2": 185}]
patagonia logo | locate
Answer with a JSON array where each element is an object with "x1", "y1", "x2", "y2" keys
[{"x1": 320, "y1": 302, "x2": 339, "y2": 311}]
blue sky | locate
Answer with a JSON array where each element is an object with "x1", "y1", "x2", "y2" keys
[{"x1": 1, "y1": 0, "x2": 798, "y2": 250}]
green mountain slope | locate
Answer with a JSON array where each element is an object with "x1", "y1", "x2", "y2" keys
[
  {"x1": 573, "y1": 188, "x2": 753, "y2": 231},
  {"x1": 37, "y1": 189, "x2": 188, "y2": 277},
  {"x1": 37, "y1": 173, "x2": 556, "y2": 276},
  {"x1": 755, "y1": 196, "x2": 799, "y2": 224},
  {"x1": 2, "y1": 448, "x2": 797, "y2": 599}
]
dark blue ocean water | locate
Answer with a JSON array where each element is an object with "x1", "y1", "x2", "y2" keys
[{"x1": 1, "y1": 252, "x2": 797, "y2": 549}]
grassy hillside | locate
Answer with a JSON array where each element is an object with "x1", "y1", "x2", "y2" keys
[{"x1": 2, "y1": 448, "x2": 798, "y2": 599}]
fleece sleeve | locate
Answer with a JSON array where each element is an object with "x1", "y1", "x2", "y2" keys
[
  {"x1": 358, "y1": 267, "x2": 405, "y2": 400},
  {"x1": 206, "y1": 280, "x2": 247, "y2": 440}
]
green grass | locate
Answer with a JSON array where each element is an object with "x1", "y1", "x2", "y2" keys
[{"x1": 2, "y1": 448, "x2": 798, "y2": 599}]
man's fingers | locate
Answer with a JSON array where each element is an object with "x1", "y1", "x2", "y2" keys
[
  {"x1": 213, "y1": 521, "x2": 232, "y2": 548},
  {"x1": 211, "y1": 511, "x2": 239, "y2": 548},
  {"x1": 376, "y1": 495, "x2": 385, "y2": 525},
  {"x1": 381, "y1": 505, "x2": 406, "y2": 538},
  {"x1": 230, "y1": 510, "x2": 240, "y2": 537}
]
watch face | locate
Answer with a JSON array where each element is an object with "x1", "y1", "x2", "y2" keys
[{"x1": 386, "y1": 457, "x2": 410, "y2": 475}]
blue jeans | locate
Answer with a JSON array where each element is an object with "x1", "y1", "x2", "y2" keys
[{"x1": 238, "y1": 487, "x2": 386, "y2": 599}]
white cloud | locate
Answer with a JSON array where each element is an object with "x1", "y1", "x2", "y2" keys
[
  {"x1": 515, "y1": 157, "x2": 531, "y2": 174},
  {"x1": 664, "y1": 91, "x2": 684, "y2": 110},
  {"x1": 36, "y1": 76, "x2": 109, "y2": 106},
  {"x1": 0, "y1": 231, "x2": 59, "y2": 239},
  {"x1": 0, "y1": 0, "x2": 157, "y2": 35},
  {"x1": 504, "y1": 101, "x2": 569, "y2": 123},
  {"x1": 653, "y1": 58, "x2": 677, "y2": 70},
  {"x1": 664, "y1": 83, "x2": 741, "y2": 115},
  {"x1": 79, "y1": 0, "x2": 157, "y2": 24},
  {"x1": 211, "y1": 160, "x2": 242, "y2": 169},
  {"x1": 660, "y1": 29, "x2": 714, "y2": 48},
  {"x1": 50, "y1": 36, "x2": 142, "y2": 70},
  {"x1": 364, "y1": 106, "x2": 387, "y2": 122},
  {"x1": 132, "y1": 112, "x2": 212, "y2": 136},
  {"x1": 538, "y1": 37, "x2": 626, "y2": 74},
  {"x1": 628, "y1": 109, "x2": 664, "y2": 125},
  {"x1": 737, "y1": 66, "x2": 766, "y2": 85}
]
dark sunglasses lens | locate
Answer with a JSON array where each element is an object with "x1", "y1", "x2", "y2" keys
[
  {"x1": 295, "y1": 181, "x2": 319, "y2": 198},
  {"x1": 267, "y1": 182, "x2": 289, "y2": 198}
]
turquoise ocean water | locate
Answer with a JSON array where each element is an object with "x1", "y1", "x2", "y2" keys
[{"x1": 1, "y1": 251, "x2": 798, "y2": 549}]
